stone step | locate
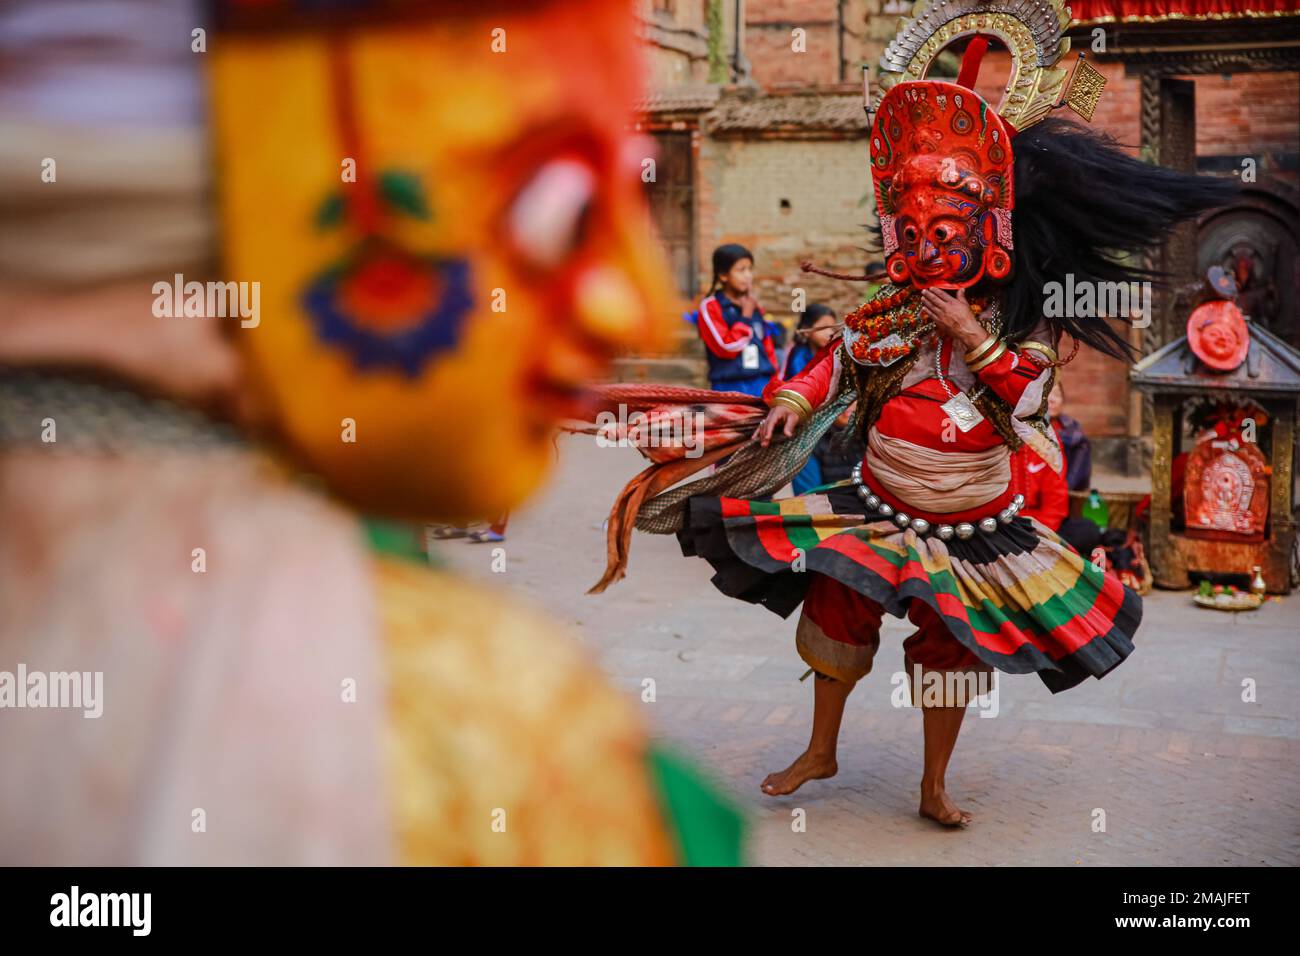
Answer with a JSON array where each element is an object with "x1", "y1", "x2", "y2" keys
[
  {"x1": 661, "y1": 319, "x2": 706, "y2": 357},
  {"x1": 607, "y1": 355, "x2": 707, "y2": 386}
]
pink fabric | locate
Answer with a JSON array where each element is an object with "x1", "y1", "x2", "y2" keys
[
  {"x1": 0, "y1": 449, "x2": 392, "y2": 865},
  {"x1": 866, "y1": 427, "x2": 1011, "y2": 513}
]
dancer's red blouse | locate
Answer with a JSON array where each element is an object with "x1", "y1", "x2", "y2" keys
[{"x1": 765, "y1": 336, "x2": 1053, "y2": 523}]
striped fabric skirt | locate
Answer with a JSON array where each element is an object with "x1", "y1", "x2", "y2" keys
[{"x1": 678, "y1": 481, "x2": 1139, "y2": 693}]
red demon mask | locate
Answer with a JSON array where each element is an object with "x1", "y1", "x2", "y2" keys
[{"x1": 870, "y1": 80, "x2": 1014, "y2": 290}]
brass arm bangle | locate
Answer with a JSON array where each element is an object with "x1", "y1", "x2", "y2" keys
[
  {"x1": 1018, "y1": 340, "x2": 1059, "y2": 364},
  {"x1": 966, "y1": 340, "x2": 1008, "y2": 373},
  {"x1": 771, "y1": 390, "x2": 813, "y2": 421},
  {"x1": 771, "y1": 396, "x2": 808, "y2": 420},
  {"x1": 963, "y1": 332, "x2": 1001, "y2": 365}
]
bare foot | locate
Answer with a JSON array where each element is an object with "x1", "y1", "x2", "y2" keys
[
  {"x1": 760, "y1": 750, "x2": 837, "y2": 796},
  {"x1": 919, "y1": 786, "x2": 972, "y2": 827}
]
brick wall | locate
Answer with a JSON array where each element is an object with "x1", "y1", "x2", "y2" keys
[
  {"x1": 969, "y1": 53, "x2": 1298, "y2": 175},
  {"x1": 1058, "y1": 339, "x2": 1137, "y2": 444},
  {"x1": 1084, "y1": 62, "x2": 1299, "y2": 183},
  {"x1": 696, "y1": 133, "x2": 877, "y2": 324},
  {"x1": 746, "y1": 23, "x2": 841, "y2": 87},
  {"x1": 966, "y1": 52, "x2": 1299, "y2": 443},
  {"x1": 1190, "y1": 71, "x2": 1299, "y2": 187},
  {"x1": 745, "y1": 0, "x2": 882, "y2": 89},
  {"x1": 746, "y1": 0, "x2": 839, "y2": 88},
  {"x1": 644, "y1": 43, "x2": 700, "y2": 88}
]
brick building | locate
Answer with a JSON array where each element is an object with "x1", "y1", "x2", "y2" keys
[
  {"x1": 634, "y1": 1, "x2": 889, "y2": 325},
  {"x1": 634, "y1": 1, "x2": 1299, "y2": 473}
]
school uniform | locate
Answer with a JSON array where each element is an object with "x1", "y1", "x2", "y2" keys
[{"x1": 696, "y1": 291, "x2": 778, "y2": 397}]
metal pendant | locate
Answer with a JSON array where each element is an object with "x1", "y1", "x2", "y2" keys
[{"x1": 940, "y1": 390, "x2": 984, "y2": 432}]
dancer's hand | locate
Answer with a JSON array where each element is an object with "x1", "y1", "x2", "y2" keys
[
  {"x1": 755, "y1": 405, "x2": 800, "y2": 447},
  {"x1": 920, "y1": 288, "x2": 985, "y2": 351}
]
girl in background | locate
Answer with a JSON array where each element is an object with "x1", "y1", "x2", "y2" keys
[
  {"x1": 697, "y1": 243, "x2": 780, "y2": 396},
  {"x1": 781, "y1": 303, "x2": 837, "y2": 381},
  {"x1": 777, "y1": 304, "x2": 856, "y2": 495},
  {"x1": 1049, "y1": 381, "x2": 1092, "y2": 492}
]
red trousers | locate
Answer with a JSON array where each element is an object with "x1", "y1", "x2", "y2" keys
[{"x1": 795, "y1": 573, "x2": 991, "y2": 701}]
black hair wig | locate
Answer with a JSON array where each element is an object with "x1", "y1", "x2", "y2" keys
[{"x1": 997, "y1": 117, "x2": 1239, "y2": 359}]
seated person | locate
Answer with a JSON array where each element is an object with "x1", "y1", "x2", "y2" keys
[
  {"x1": 779, "y1": 304, "x2": 844, "y2": 495},
  {"x1": 1011, "y1": 443, "x2": 1069, "y2": 532},
  {"x1": 1049, "y1": 382, "x2": 1091, "y2": 492}
]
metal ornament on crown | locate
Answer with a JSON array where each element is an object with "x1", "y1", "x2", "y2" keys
[{"x1": 865, "y1": 0, "x2": 1078, "y2": 291}]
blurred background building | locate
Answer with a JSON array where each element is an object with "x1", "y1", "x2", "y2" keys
[{"x1": 628, "y1": 0, "x2": 1299, "y2": 477}]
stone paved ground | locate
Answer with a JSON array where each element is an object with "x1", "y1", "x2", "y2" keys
[{"x1": 437, "y1": 436, "x2": 1300, "y2": 866}]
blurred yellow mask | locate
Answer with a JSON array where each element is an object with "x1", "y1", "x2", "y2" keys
[{"x1": 210, "y1": 0, "x2": 672, "y2": 520}]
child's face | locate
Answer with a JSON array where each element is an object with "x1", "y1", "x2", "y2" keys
[
  {"x1": 808, "y1": 314, "x2": 837, "y2": 351},
  {"x1": 721, "y1": 258, "x2": 753, "y2": 295},
  {"x1": 1048, "y1": 383, "x2": 1064, "y2": 418}
]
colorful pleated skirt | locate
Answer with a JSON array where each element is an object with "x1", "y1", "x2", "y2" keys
[{"x1": 678, "y1": 481, "x2": 1139, "y2": 693}]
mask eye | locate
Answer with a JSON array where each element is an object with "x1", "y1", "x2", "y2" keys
[
  {"x1": 933, "y1": 224, "x2": 953, "y2": 243},
  {"x1": 902, "y1": 224, "x2": 919, "y2": 244},
  {"x1": 507, "y1": 158, "x2": 596, "y2": 270}
]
